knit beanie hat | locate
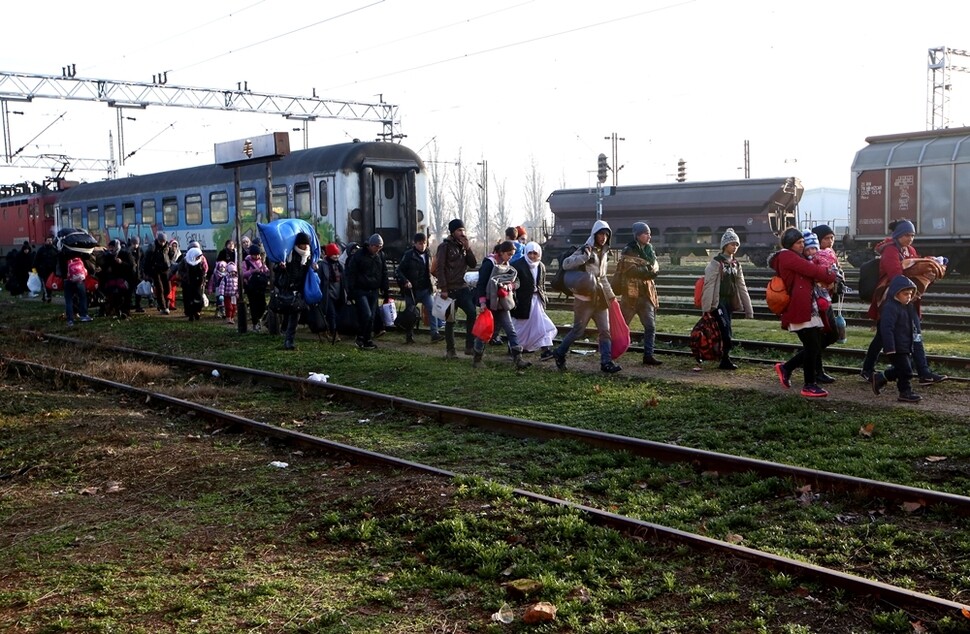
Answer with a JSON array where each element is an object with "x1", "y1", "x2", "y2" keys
[
  {"x1": 324, "y1": 243, "x2": 341, "y2": 258},
  {"x1": 781, "y1": 227, "x2": 803, "y2": 249},
  {"x1": 892, "y1": 219, "x2": 916, "y2": 240},
  {"x1": 516, "y1": 225, "x2": 527, "y2": 238},
  {"x1": 811, "y1": 224, "x2": 834, "y2": 240},
  {"x1": 294, "y1": 232, "x2": 311, "y2": 247},
  {"x1": 448, "y1": 218, "x2": 465, "y2": 234},
  {"x1": 632, "y1": 221, "x2": 650, "y2": 237},
  {"x1": 367, "y1": 233, "x2": 384, "y2": 247},
  {"x1": 802, "y1": 231, "x2": 819, "y2": 250},
  {"x1": 720, "y1": 228, "x2": 740, "y2": 249}
]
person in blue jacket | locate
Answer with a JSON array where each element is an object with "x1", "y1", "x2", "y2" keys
[{"x1": 871, "y1": 275, "x2": 923, "y2": 403}]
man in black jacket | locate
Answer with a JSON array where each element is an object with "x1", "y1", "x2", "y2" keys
[
  {"x1": 395, "y1": 232, "x2": 441, "y2": 344},
  {"x1": 346, "y1": 233, "x2": 390, "y2": 350},
  {"x1": 33, "y1": 235, "x2": 59, "y2": 303}
]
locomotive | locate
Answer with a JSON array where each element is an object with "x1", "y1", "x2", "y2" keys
[
  {"x1": 0, "y1": 140, "x2": 428, "y2": 262},
  {"x1": 845, "y1": 126, "x2": 970, "y2": 272},
  {"x1": 543, "y1": 177, "x2": 803, "y2": 267}
]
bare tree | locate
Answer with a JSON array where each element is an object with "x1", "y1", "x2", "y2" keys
[
  {"x1": 426, "y1": 140, "x2": 449, "y2": 239},
  {"x1": 449, "y1": 148, "x2": 476, "y2": 240},
  {"x1": 491, "y1": 173, "x2": 510, "y2": 244},
  {"x1": 473, "y1": 161, "x2": 489, "y2": 249},
  {"x1": 522, "y1": 156, "x2": 547, "y2": 238}
]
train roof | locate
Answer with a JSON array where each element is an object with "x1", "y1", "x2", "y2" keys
[
  {"x1": 852, "y1": 126, "x2": 970, "y2": 171},
  {"x1": 56, "y1": 141, "x2": 424, "y2": 204},
  {"x1": 546, "y1": 177, "x2": 803, "y2": 213}
]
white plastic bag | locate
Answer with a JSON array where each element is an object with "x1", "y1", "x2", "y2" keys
[
  {"x1": 380, "y1": 301, "x2": 397, "y2": 328},
  {"x1": 432, "y1": 293, "x2": 455, "y2": 322},
  {"x1": 27, "y1": 271, "x2": 42, "y2": 294},
  {"x1": 136, "y1": 280, "x2": 154, "y2": 297}
]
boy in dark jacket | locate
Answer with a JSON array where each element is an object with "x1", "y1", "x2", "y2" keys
[
  {"x1": 872, "y1": 275, "x2": 922, "y2": 403},
  {"x1": 396, "y1": 232, "x2": 441, "y2": 344}
]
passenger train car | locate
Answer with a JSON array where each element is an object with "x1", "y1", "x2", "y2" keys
[
  {"x1": 0, "y1": 140, "x2": 428, "y2": 262},
  {"x1": 845, "y1": 126, "x2": 970, "y2": 272},
  {"x1": 543, "y1": 177, "x2": 803, "y2": 266}
]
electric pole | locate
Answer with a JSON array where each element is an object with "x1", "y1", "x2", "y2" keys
[{"x1": 603, "y1": 132, "x2": 625, "y2": 186}]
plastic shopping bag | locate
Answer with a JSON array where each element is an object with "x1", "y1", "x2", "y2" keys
[
  {"x1": 27, "y1": 271, "x2": 42, "y2": 294},
  {"x1": 471, "y1": 309, "x2": 494, "y2": 342},
  {"x1": 607, "y1": 299, "x2": 630, "y2": 359},
  {"x1": 380, "y1": 300, "x2": 397, "y2": 328}
]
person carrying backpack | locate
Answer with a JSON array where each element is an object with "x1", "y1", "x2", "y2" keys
[
  {"x1": 58, "y1": 246, "x2": 95, "y2": 326},
  {"x1": 472, "y1": 240, "x2": 530, "y2": 370},
  {"x1": 543, "y1": 219, "x2": 622, "y2": 374},
  {"x1": 769, "y1": 228, "x2": 837, "y2": 398},
  {"x1": 699, "y1": 228, "x2": 754, "y2": 370}
]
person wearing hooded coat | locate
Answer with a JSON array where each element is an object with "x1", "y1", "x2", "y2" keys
[
  {"x1": 179, "y1": 247, "x2": 208, "y2": 321},
  {"x1": 860, "y1": 219, "x2": 947, "y2": 385},
  {"x1": 871, "y1": 275, "x2": 923, "y2": 403},
  {"x1": 33, "y1": 235, "x2": 59, "y2": 302},
  {"x1": 545, "y1": 219, "x2": 622, "y2": 373},
  {"x1": 769, "y1": 227, "x2": 838, "y2": 398},
  {"x1": 274, "y1": 231, "x2": 317, "y2": 350},
  {"x1": 511, "y1": 241, "x2": 557, "y2": 355}
]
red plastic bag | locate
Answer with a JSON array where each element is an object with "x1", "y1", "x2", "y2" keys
[
  {"x1": 471, "y1": 309, "x2": 494, "y2": 342},
  {"x1": 608, "y1": 299, "x2": 630, "y2": 359},
  {"x1": 46, "y1": 272, "x2": 63, "y2": 291}
]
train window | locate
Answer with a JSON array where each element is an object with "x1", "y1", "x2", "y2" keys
[
  {"x1": 89, "y1": 206, "x2": 102, "y2": 230},
  {"x1": 696, "y1": 227, "x2": 712, "y2": 245},
  {"x1": 383, "y1": 178, "x2": 395, "y2": 199},
  {"x1": 142, "y1": 200, "x2": 156, "y2": 227},
  {"x1": 185, "y1": 194, "x2": 203, "y2": 225},
  {"x1": 123, "y1": 203, "x2": 135, "y2": 226},
  {"x1": 318, "y1": 181, "x2": 329, "y2": 217},
  {"x1": 210, "y1": 192, "x2": 229, "y2": 224},
  {"x1": 294, "y1": 182, "x2": 311, "y2": 217},
  {"x1": 104, "y1": 204, "x2": 116, "y2": 228},
  {"x1": 71, "y1": 207, "x2": 82, "y2": 228},
  {"x1": 162, "y1": 197, "x2": 178, "y2": 226},
  {"x1": 240, "y1": 189, "x2": 257, "y2": 221},
  {"x1": 271, "y1": 185, "x2": 287, "y2": 218}
]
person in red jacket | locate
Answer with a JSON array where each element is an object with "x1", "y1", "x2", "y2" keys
[
  {"x1": 768, "y1": 227, "x2": 838, "y2": 398},
  {"x1": 860, "y1": 219, "x2": 947, "y2": 385}
]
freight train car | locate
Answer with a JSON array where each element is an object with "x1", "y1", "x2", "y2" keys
[
  {"x1": 543, "y1": 177, "x2": 802, "y2": 266},
  {"x1": 845, "y1": 127, "x2": 970, "y2": 272},
  {"x1": 51, "y1": 140, "x2": 428, "y2": 261}
]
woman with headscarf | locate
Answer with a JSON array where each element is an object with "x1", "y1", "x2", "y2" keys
[
  {"x1": 511, "y1": 241, "x2": 557, "y2": 355},
  {"x1": 768, "y1": 227, "x2": 838, "y2": 398},
  {"x1": 860, "y1": 219, "x2": 947, "y2": 385}
]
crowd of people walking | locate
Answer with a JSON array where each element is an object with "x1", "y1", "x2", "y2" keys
[{"x1": 5, "y1": 215, "x2": 950, "y2": 401}]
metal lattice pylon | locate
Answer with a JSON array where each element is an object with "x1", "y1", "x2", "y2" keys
[{"x1": 927, "y1": 47, "x2": 970, "y2": 130}]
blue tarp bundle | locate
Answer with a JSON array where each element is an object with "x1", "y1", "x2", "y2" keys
[{"x1": 257, "y1": 219, "x2": 323, "y2": 305}]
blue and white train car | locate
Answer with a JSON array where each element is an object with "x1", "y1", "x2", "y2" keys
[{"x1": 53, "y1": 140, "x2": 428, "y2": 261}]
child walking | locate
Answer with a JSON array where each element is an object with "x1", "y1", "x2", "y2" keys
[
  {"x1": 209, "y1": 261, "x2": 228, "y2": 317},
  {"x1": 871, "y1": 275, "x2": 923, "y2": 403},
  {"x1": 222, "y1": 263, "x2": 239, "y2": 324},
  {"x1": 698, "y1": 228, "x2": 753, "y2": 370}
]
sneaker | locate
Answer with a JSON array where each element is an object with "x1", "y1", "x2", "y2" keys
[
  {"x1": 374, "y1": 330, "x2": 386, "y2": 339},
  {"x1": 898, "y1": 392, "x2": 922, "y2": 403},
  {"x1": 871, "y1": 371, "x2": 888, "y2": 396},
  {"x1": 800, "y1": 384, "x2": 828, "y2": 398},
  {"x1": 642, "y1": 355, "x2": 663, "y2": 366},
  {"x1": 161, "y1": 308, "x2": 170, "y2": 315},
  {"x1": 553, "y1": 350, "x2": 567, "y2": 371},
  {"x1": 816, "y1": 372, "x2": 836, "y2": 384},
  {"x1": 430, "y1": 333, "x2": 444, "y2": 343},
  {"x1": 774, "y1": 363, "x2": 791, "y2": 389},
  {"x1": 601, "y1": 361, "x2": 622, "y2": 374},
  {"x1": 79, "y1": 315, "x2": 94, "y2": 323},
  {"x1": 718, "y1": 360, "x2": 738, "y2": 370},
  {"x1": 360, "y1": 340, "x2": 377, "y2": 350},
  {"x1": 918, "y1": 372, "x2": 948, "y2": 385},
  {"x1": 859, "y1": 370, "x2": 872, "y2": 382},
  {"x1": 539, "y1": 349, "x2": 556, "y2": 362},
  {"x1": 66, "y1": 320, "x2": 75, "y2": 327}
]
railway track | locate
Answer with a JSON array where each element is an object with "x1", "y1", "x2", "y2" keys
[{"x1": 3, "y1": 332, "x2": 970, "y2": 624}]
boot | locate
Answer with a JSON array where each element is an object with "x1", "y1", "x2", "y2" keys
[
  {"x1": 719, "y1": 353, "x2": 738, "y2": 370},
  {"x1": 472, "y1": 352, "x2": 484, "y2": 368},
  {"x1": 444, "y1": 322, "x2": 456, "y2": 352},
  {"x1": 405, "y1": 330, "x2": 415, "y2": 344},
  {"x1": 512, "y1": 349, "x2": 531, "y2": 370},
  {"x1": 642, "y1": 354, "x2": 663, "y2": 366}
]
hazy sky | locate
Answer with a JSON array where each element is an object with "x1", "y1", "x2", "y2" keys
[{"x1": 4, "y1": 0, "x2": 970, "y2": 223}]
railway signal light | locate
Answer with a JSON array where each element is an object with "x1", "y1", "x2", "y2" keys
[
  {"x1": 597, "y1": 153, "x2": 608, "y2": 184},
  {"x1": 677, "y1": 159, "x2": 686, "y2": 182}
]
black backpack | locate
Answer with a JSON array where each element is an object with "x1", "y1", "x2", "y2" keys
[
  {"x1": 549, "y1": 246, "x2": 578, "y2": 296},
  {"x1": 857, "y1": 257, "x2": 880, "y2": 302}
]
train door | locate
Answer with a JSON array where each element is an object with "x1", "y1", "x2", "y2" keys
[{"x1": 358, "y1": 166, "x2": 415, "y2": 261}]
